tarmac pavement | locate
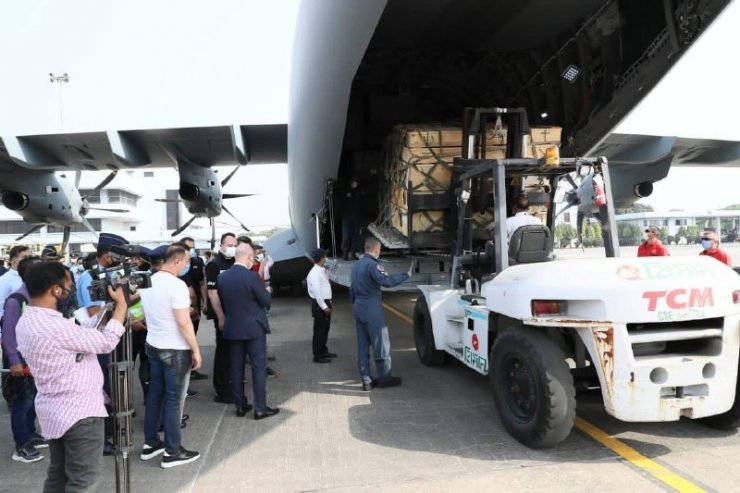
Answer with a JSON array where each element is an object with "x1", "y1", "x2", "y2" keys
[{"x1": 1, "y1": 284, "x2": 739, "y2": 492}]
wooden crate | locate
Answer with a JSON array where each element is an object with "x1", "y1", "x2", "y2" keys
[
  {"x1": 390, "y1": 203, "x2": 446, "y2": 234},
  {"x1": 395, "y1": 124, "x2": 507, "y2": 148},
  {"x1": 529, "y1": 126, "x2": 562, "y2": 144}
]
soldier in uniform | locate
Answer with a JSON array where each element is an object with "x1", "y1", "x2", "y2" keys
[{"x1": 350, "y1": 237, "x2": 415, "y2": 391}]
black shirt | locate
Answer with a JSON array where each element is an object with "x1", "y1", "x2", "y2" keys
[
  {"x1": 205, "y1": 253, "x2": 234, "y2": 320},
  {"x1": 185, "y1": 256, "x2": 205, "y2": 305}
]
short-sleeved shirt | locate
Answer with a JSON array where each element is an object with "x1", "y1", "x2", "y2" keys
[
  {"x1": 205, "y1": 253, "x2": 234, "y2": 320},
  {"x1": 700, "y1": 248, "x2": 731, "y2": 266},
  {"x1": 506, "y1": 212, "x2": 542, "y2": 239},
  {"x1": 637, "y1": 240, "x2": 670, "y2": 257},
  {"x1": 140, "y1": 271, "x2": 191, "y2": 350}
]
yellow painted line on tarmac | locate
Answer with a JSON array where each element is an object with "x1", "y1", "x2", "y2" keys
[
  {"x1": 574, "y1": 417, "x2": 706, "y2": 493},
  {"x1": 382, "y1": 301, "x2": 707, "y2": 493},
  {"x1": 382, "y1": 302, "x2": 414, "y2": 325}
]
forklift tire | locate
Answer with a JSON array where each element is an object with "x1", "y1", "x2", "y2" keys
[
  {"x1": 413, "y1": 296, "x2": 446, "y2": 366},
  {"x1": 490, "y1": 327, "x2": 576, "y2": 448},
  {"x1": 700, "y1": 356, "x2": 740, "y2": 430}
]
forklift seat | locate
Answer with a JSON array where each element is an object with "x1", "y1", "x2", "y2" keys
[{"x1": 508, "y1": 224, "x2": 553, "y2": 265}]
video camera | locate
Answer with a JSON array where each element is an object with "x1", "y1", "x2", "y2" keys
[{"x1": 89, "y1": 244, "x2": 153, "y2": 303}]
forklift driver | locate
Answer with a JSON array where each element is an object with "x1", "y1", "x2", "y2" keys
[{"x1": 505, "y1": 195, "x2": 542, "y2": 239}]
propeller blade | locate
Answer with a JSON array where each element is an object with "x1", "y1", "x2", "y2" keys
[
  {"x1": 171, "y1": 216, "x2": 197, "y2": 237},
  {"x1": 15, "y1": 224, "x2": 43, "y2": 242},
  {"x1": 81, "y1": 217, "x2": 99, "y2": 235},
  {"x1": 221, "y1": 204, "x2": 250, "y2": 232},
  {"x1": 61, "y1": 226, "x2": 71, "y2": 257},
  {"x1": 75, "y1": 170, "x2": 82, "y2": 189},
  {"x1": 86, "y1": 207, "x2": 130, "y2": 213},
  {"x1": 91, "y1": 170, "x2": 118, "y2": 192},
  {"x1": 154, "y1": 198, "x2": 181, "y2": 203},
  {"x1": 222, "y1": 193, "x2": 255, "y2": 199},
  {"x1": 221, "y1": 164, "x2": 241, "y2": 187},
  {"x1": 210, "y1": 218, "x2": 216, "y2": 251}
]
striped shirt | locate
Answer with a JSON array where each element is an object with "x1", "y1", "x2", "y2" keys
[{"x1": 16, "y1": 306, "x2": 125, "y2": 439}]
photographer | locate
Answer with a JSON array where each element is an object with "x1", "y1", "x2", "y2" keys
[
  {"x1": 139, "y1": 244, "x2": 202, "y2": 468},
  {"x1": 15, "y1": 261, "x2": 128, "y2": 492}
]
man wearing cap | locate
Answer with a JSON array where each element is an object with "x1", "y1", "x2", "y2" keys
[
  {"x1": 306, "y1": 248, "x2": 336, "y2": 363},
  {"x1": 700, "y1": 230, "x2": 731, "y2": 266},
  {"x1": 637, "y1": 225, "x2": 670, "y2": 257}
]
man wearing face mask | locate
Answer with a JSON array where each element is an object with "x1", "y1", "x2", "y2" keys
[
  {"x1": 16, "y1": 261, "x2": 128, "y2": 491},
  {"x1": 0, "y1": 245, "x2": 31, "y2": 325},
  {"x1": 637, "y1": 225, "x2": 670, "y2": 257},
  {"x1": 700, "y1": 230, "x2": 731, "y2": 266},
  {"x1": 205, "y1": 232, "x2": 237, "y2": 403}
]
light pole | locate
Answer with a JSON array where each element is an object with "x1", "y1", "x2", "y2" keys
[{"x1": 49, "y1": 72, "x2": 69, "y2": 131}]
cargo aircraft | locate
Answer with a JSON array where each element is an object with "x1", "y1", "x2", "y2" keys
[{"x1": 0, "y1": 0, "x2": 738, "y2": 281}]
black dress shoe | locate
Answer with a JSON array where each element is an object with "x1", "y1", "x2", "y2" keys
[
  {"x1": 186, "y1": 389, "x2": 199, "y2": 397},
  {"x1": 313, "y1": 357, "x2": 331, "y2": 364},
  {"x1": 213, "y1": 394, "x2": 235, "y2": 404},
  {"x1": 254, "y1": 407, "x2": 280, "y2": 420},
  {"x1": 377, "y1": 376, "x2": 402, "y2": 388},
  {"x1": 236, "y1": 404, "x2": 254, "y2": 417},
  {"x1": 322, "y1": 352, "x2": 338, "y2": 358}
]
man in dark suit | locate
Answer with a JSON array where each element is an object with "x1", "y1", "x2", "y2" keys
[{"x1": 217, "y1": 243, "x2": 279, "y2": 420}]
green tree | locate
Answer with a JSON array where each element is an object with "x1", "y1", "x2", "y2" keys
[
  {"x1": 616, "y1": 203, "x2": 654, "y2": 215},
  {"x1": 676, "y1": 226, "x2": 688, "y2": 242},
  {"x1": 555, "y1": 223, "x2": 577, "y2": 248},
  {"x1": 685, "y1": 225, "x2": 701, "y2": 244}
]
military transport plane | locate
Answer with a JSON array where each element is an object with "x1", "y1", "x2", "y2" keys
[{"x1": 1, "y1": 0, "x2": 739, "y2": 277}]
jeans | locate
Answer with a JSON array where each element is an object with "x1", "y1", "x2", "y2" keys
[
  {"x1": 354, "y1": 300, "x2": 392, "y2": 384},
  {"x1": 228, "y1": 335, "x2": 267, "y2": 411},
  {"x1": 144, "y1": 344, "x2": 191, "y2": 455},
  {"x1": 44, "y1": 417, "x2": 103, "y2": 493},
  {"x1": 312, "y1": 300, "x2": 331, "y2": 357},
  {"x1": 10, "y1": 376, "x2": 38, "y2": 448}
]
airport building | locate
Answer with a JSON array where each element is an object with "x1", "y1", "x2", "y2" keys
[{"x1": 615, "y1": 210, "x2": 740, "y2": 239}]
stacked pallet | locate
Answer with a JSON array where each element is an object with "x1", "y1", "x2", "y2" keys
[{"x1": 382, "y1": 124, "x2": 561, "y2": 237}]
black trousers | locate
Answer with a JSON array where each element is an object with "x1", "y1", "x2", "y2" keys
[
  {"x1": 131, "y1": 330, "x2": 150, "y2": 398},
  {"x1": 229, "y1": 336, "x2": 266, "y2": 411},
  {"x1": 312, "y1": 299, "x2": 332, "y2": 357},
  {"x1": 44, "y1": 417, "x2": 103, "y2": 493},
  {"x1": 213, "y1": 325, "x2": 231, "y2": 397}
]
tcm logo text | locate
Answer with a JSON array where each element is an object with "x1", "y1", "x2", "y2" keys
[{"x1": 642, "y1": 287, "x2": 714, "y2": 312}]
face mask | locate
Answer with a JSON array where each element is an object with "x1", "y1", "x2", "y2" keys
[
  {"x1": 223, "y1": 246, "x2": 236, "y2": 258},
  {"x1": 179, "y1": 262, "x2": 191, "y2": 277},
  {"x1": 701, "y1": 239, "x2": 713, "y2": 250},
  {"x1": 351, "y1": 181, "x2": 358, "y2": 189},
  {"x1": 642, "y1": 232, "x2": 649, "y2": 241},
  {"x1": 189, "y1": 249, "x2": 196, "y2": 258},
  {"x1": 76, "y1": 265, "x2": 85, "y2": 272},
  {"x1": 55, "y1": 285, "x2": 73, "y2": 315},
  {"x1": 256, "y1": 253, "x2": 265, "y2": 262}
]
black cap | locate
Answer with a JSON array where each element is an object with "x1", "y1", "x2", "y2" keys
[
  {"x1": 310, "y1": 248, "x2": 326, "y2": 263},
  {"x1": 41, "y1": 244, "x2": 59, "y2": 259},
  {"x1": 149, "y1": 245, "x2": 169, "y2": 264}
]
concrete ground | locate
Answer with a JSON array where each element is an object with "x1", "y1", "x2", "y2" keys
[{"x1": 1, "y1": 285, "x2": 740, "y2": 492}]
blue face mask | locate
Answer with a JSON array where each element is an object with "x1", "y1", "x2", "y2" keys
[
  {"x1": 189, "y1": 249, "x2": 196, "y2": 258},
  {"x1": 179, "y1": 262, "x2": 191, "y2": 277},
  {"x1": 701, "y1": 239, "x2": 713, "y2": 250}
]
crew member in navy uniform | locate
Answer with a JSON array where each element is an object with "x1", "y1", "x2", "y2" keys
[
  {"x1": 205, "y1": 233, "x2": 237, "y2": 403},
  {"x1": 350, "y1": 237, "x2": 415, "y2": 391},
  {"x1": 218, "y1": 243, "x2": 279, "y2": 420}
]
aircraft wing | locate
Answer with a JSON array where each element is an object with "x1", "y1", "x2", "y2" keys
[
  {"x1": 0, "y1": 123, "x2": 286, "y2": 172},
  {"x1": 593, "y1": 133, "x2": 740, "y2": 167}
]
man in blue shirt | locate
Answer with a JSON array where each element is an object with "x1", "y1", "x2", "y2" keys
[
  {"x1": 350, "y1": 237, "x2": 414, "y2": 391},
  {"x1": 0, "y1": 245, "x2": 30, "y2": 324}
]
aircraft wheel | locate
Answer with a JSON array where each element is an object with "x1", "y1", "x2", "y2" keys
[
  {"x1": 413, "y1": 296, "x2": 446, "y2": 366},
  {"x1": 490, "y1": 327, "x2": 575, "y2": 448}
]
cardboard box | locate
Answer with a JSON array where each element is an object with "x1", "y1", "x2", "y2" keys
[
  {"x1": 396, "y1": 124, "x2": 507, "y2": 148},
  {"x1": 525, "y1": 143, "x2": 560, "y2": 159}
]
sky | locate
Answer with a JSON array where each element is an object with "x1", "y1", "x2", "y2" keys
[{"x1": 0, "y1": 0, "x2": 739, "y2": 225}]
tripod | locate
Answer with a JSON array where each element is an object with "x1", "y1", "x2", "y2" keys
[{"x1": 97, "y1": 302, "x2": 134, "y2": 493}]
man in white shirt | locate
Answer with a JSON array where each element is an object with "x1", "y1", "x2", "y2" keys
[
  {"x1": 0, "y1": 245, "x2": 30, "y2": 324},
  {"x1": 306, "y1": 249, "x2": 336, "y2": 364},
  {"x1": 505, "y1": 195, "x2": 542, "y2": 239},
  {"x1": 139, "y1": 244, "x2": 202, "y2": 469}
]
